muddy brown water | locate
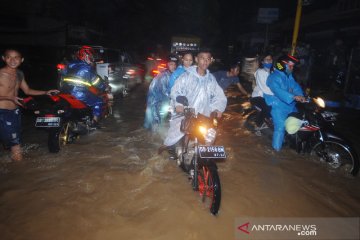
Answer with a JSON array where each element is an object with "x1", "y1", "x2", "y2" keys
[{"x1": 1, "y1": 85, "x2": 360, "y2": 240}]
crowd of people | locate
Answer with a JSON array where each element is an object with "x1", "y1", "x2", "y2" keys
[
  {"x1": 2, "y1": 40, "x2": 355, "y2": 161},
  {"x1": 144, "y1": 48, "x2": 231, "y2": 159},
  {"x1": 144, "y1": 47, "x2": 309, "y2": 155}
]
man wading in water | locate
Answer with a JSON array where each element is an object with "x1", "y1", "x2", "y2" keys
[{"x1": 0, "y1": 48, "x2": 58, "y2": 161}]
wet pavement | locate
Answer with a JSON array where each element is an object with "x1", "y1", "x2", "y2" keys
[{"x1": 1, "y1": 84, "x2": 360, "y2": 240}]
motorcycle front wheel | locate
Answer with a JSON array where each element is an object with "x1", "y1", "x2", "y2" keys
[
  {"x1": 311, "y1": 139, "x2": 359, "y2": 176},
  {"x1": 48, "y1": 122, "x2": 70, "y2": 153},
  {"x1": 197, "y1": 165, "x2": 221, "y2": 215}
]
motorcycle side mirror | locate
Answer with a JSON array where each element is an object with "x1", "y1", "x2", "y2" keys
[{"x1": 176, "y1": 96, "x2": 189, "y2": 106}]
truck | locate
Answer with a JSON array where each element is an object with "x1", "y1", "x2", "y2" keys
[{"x1": 170, "y1": 35, "x2": 201, "y2": 54}]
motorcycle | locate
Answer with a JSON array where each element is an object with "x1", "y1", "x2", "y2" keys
[
  {"x1": 23, "y1": 87, "x2": 113, "y2": 153},
  {"x1": 244, "y1": 97, "x2": 359, "y2": 176},
  {"x1": 174, "y1": 96, "x2": 225, "y2": 215}
]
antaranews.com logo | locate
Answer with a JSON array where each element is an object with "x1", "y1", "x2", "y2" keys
[
  {"x1": 235, "y1": 217, "x2": 359, "y2": 240},
  {"x1": 238, "y1": 221, "x2": 317, "y2": 236}
]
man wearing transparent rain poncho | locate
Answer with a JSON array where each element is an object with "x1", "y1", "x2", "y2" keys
[
  {"x1": 144, "y1": 56, "x2": 178, "y2": 131},
  {"x1": 161, "y1": 48, "x2": 227, "y2": 160}
]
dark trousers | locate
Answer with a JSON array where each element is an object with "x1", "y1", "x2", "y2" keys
[{"x1": 250, "y1": 97, "x2": 271, "y2": 126}]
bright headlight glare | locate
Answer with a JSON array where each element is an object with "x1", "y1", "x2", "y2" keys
[
  {"x1": 314, "y1": 97, "x2": 325, "y2": 108},
  {"x1": 199, "y1": 126, "x2": 207, "y2": 135},
  {"x1": 205, "y1": 128, "x2": 217, "y2": 145}
]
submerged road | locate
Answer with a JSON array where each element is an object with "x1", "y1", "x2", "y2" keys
[{"x1": 0, "y1": 84, "x2": 359, "y2": 240}]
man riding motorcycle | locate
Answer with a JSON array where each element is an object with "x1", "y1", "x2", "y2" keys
[
  {"x1": 161, "y1": 48, "x2": 227, "y2": 160},
  {"x1": 60, "y1": 45, "x2": 107, "y2": 128},
  {"x1": 263, "y1": 54, "x2": 305, "y2": 151}
]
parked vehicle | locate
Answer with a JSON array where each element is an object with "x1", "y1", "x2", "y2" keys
[
  {"x1": 170, "y1": 35, "x2": 201, "y2": 54},
  {"x1": 244, "y1": 96, "x2": 359, "y2": 176},
  {"x1": 144, "y1": 56, "x2": 166, "y2": 82},
  {"x1": 57, "y1": 45, "x2": 143, "y2": 97},
  {"x1": 23, "y1": 88, "x2": 113, "y2": 153},
  {"x1": 174, "y1": 96, "x2": 225, "y2": 215}
]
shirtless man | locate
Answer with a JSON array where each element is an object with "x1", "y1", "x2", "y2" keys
[{"x1": 0, "y1": 48, "x2": 59, "y2": 161}]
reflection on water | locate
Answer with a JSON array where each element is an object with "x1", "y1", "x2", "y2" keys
[{"x1": 1, "y1": 85, "x2": 360, "y2": 240}]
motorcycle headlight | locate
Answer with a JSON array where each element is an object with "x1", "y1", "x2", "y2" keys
[
  {"x1": 314, "y1": 97, "x2": 325, "y2": 108},
  {"x1": 199, "y1": 126, "x2": 217, "y2": 145},
  {"x1": 199, "y1": 126, "x2": 207, "y2": 135}
]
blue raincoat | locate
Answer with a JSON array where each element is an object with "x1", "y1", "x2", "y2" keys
[
  {"x1": 264, "y1": 69, "x2": 303, "y2": 151},
  {"x1": 167, "y1": 65, "x2": 185, "y2": 94},
  {"x1": 164, "y1": 66, "x2": 227, "y2": 146},
  {"x1": 61, "y1": 60, "x2": 106, "y2": 117},
  {"x1": 144, "y1": 70, "x2": 171, "y2": 131}
]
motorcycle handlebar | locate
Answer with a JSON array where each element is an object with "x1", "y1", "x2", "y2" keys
[{"x1": 303, "y1": 97, "x2": 311, "y2": 103}]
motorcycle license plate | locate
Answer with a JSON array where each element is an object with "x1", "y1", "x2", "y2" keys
[
  {"x1": 35, "y1": 117, "x2": 60, "y2": 127},
  {"x1": 198, "y1": 145, "x2": 226, "y2": 159}
]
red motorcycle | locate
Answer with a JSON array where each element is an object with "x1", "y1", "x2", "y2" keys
[
  {"x1": 24, "y1": 89, "x2": 113, "y2": 153},
  {"x1": 174, "y1": 96, "x2": 225, "y2": 215}
]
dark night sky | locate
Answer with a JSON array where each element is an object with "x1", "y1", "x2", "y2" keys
[{"x1": 1, "y1": 0, "x2": 340, "y2": 50}]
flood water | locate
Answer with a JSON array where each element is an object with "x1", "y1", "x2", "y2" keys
[{"x1": 1, "y1": 84, "x2": 360, "y2": 240}]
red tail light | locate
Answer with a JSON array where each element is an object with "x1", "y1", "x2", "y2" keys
[
  {"x1": 158, "y1": 65, "x2": 166, "y2": 70},
  {"x1": 57, "y1": 63, "x2": 66, "y2": 70}
]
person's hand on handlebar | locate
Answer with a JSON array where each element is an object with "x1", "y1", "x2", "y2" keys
[
  {"x1": 175, "y1": 105, "x2": 184, "y2": 113},
  {"x1": 46, "y1": 90, "x2": 60, "y2": 96},
  {"x1": 213, "y1": 110, "x2": 222, "y2": 118},
  {"x1": 294, "y1": 95, "x2": 306, "y2": 103}
]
